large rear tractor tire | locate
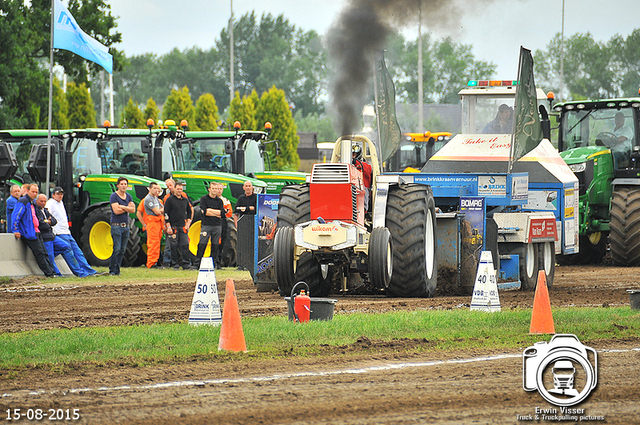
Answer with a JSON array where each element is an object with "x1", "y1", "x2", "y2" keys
[
  {"x1": 385, "y1": 184, "x2": 437, "y2": 297},
  {"x1": 274, "y1": 184, "x2": 332, "y2": 297},
  {"x1": 610, "y1": 187, "x2": 640, "y2": 266},
  {"x1": 80, "y1": 206, "x2": 141, "y2": 267},
  {"x1": 221, "y1": 217, "x2": 237, "y2": 267}
]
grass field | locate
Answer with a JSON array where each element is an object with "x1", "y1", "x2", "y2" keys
[{"x1": 0, "y1": 306, "x2": 637, "y2": 369}]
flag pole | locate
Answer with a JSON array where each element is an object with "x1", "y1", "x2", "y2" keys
[{"x1": 46, "y1": 0, "x2": 55, "y2": 193}]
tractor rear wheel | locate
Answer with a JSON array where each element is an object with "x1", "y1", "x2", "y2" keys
[
  {"x1": 80, "y1": 206, "x2": 141, "y2": 267},
  {"x1": 275, "y1": 184, "x2": 333, "y2": 297},
  {"x1": 385, "y1": 184, "x2": 437, "y2": 297},
  {"x1": 610, "y1": 187, "x2": 640, "y2": 266}
]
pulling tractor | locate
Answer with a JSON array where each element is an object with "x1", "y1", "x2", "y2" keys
[{"x1": 274, "y1": 134, "x2": 437, "y2": 297}]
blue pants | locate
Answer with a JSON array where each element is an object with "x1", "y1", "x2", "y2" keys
[
  {"x1": 44, "y1": 237, "x2": 85, "y2": 277},
  {"x1": 57, "y1": 234, "x2": 97, "y2": 276},
  {"x1": 109, "y1": 225, "x2": 130, "y2": 275}
]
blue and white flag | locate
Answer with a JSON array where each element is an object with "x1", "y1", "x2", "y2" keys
[{"x1": 53, "y1": 0, "x2": 113, "y2": 74}]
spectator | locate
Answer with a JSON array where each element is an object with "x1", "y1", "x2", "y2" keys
[
  {"x1": 162, "y1": 178, "x2": 175, "y2": 266},
  {"x1": 11, "y1": 184, "x2": 55, "y2": 277},
  {"x1": 5, "y1": 185, "x2": 20, "y2": 233},
  {"x1": 20, "y1": 183, "x2": 30, "y2": 197},
  {"x1": 218, "y1": 186, "x2": 233, "y2": 266},
  {"x1": 196, "y1": 182, "x2": 225, "y2": 269},
  {"x1": 46, "y1": 187, "x2": 99, "y2": 277},
  {"x1": 109, "y1": 177, "x2": 135, "y2": 276},
  {"x1": 164, "y1": 182, "x2": 194, "y2": 270},
  {"x1": 234, "y1": 181, "x2": 257, "y2": 216},
  {"x1": 35, "y1": 193, "x2": 84, "y2": 277},
  {"x1": 140, "y1": 182, "x2": 165, "y2": 268}
]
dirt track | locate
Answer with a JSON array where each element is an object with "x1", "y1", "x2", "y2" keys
[{"x1": 0, "y1": 265, "x2": 639, "y2": 424}]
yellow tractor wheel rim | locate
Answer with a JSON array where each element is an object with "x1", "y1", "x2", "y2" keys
[
  {"x1": 188, "y1": 221, "x2": 211, "y2": 256},
  {"x1": 90, "y1": 221, "x2": 113, "y2": 261}
]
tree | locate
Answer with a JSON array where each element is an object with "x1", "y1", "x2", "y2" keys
[
  {"x1": 122, "y1": 98, "x2": 144, "y2": 128},
  {"x1": 162, "y1": 86, "x2": 195, "y2": 125},
  {"x1": 392, "y1": 33, "x2": 496, "y2": 104},
  {"x1": 535, "y1": 32, "x2": 624, "y2": 100},
  {"x1": 216, "y1": 12, "x2": 327, "y2": 115},
  {"x1": 194, "y1": 93, "x2": 220, "y2": 131},
  {"x1": 143, "y1": 98, "x2": 160, "y2": 128},
  {"x1": 293, "y1": 110, "x2": 337, "y2": 143},
  {"x1": 0, "y1": 0, "x2": 123, "y2": 128},
  {"x1": 52, "y1": 78, "x2": 70, "y2": 130},
  {"x1": 228, "y1": 90, "x2": 258, "y2": 130},
  {"x1": 256, "y1": 86, "x2": 299, "y2": 170},
  {"x1": 66, "y1": 82, "x2": 96, "y2": 128}
]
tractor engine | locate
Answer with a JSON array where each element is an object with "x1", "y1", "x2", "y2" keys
[{"x1": 309, "y1": 162, "x2": 365, "y2": 226}]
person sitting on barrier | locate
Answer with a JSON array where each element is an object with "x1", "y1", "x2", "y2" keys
[
  {"x1": 46, "y1": 187, "x2": 100, "y2": 277},
  {"x1": 5, "y1": 185, "x2": 20, "y2": 233},
  {"x1": 35, "y1": 194, "x2": 84, "y2": 277},
  {"x1": 483, "y1": 104, "x2": 513, "y2": 134},
  {"x1": 11, "y1": 184, "x2": 56, "y2": 277}
]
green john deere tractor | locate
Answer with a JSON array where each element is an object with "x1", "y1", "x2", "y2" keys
[
  {"x1": 0, "y1": 129, "x2": 165, "y2": 267},
  {"x1": 556, "y1": 97, "x2": 640, "y2": 265}
]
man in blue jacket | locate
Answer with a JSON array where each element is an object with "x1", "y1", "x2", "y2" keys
[
  {"x1": 11, "y1": 184, "x2": 55, "y2": 277},
  {"x1": 5, "y1": 185, "x2": 20, "y2": 233}
]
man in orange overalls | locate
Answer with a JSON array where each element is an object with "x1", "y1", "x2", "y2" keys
[{"x1": 139, "y1": 182, "x2": 165, "y2": 268}]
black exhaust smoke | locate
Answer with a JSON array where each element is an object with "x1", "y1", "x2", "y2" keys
[{"x1": 327, "y1": 0, "x2": 476, "y2": 136}]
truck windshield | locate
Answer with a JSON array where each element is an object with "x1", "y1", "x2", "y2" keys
[{"x1": 462, "y1": 96, "x2": 515, "y2": 134}]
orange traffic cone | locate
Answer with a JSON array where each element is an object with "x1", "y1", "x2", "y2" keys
[
  {"x1": 529, "y1": 270, "x2": 555, "y2": 334},
  {"x1": 218, "y1": 279, "x2": 247, "y2": 352}
]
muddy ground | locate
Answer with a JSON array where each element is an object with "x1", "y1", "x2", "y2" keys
[{"x1": 0, "y1": 265, "x2": 639, "y2": 424}]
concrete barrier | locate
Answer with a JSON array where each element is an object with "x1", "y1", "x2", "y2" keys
[{"x1": 0, "y1": 234, "x2": 73, "y2": 278}]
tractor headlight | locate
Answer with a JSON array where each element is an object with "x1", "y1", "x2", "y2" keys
[{"x1": 568, "y1": 162, "x2": 586, "y2": 173}]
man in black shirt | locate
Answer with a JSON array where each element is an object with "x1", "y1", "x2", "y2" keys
[
  {"x1": 163, "y1": 182, "x2": 194, "y2": 270},
  {"x1": 234, "y1": 181, "x2": 257, "y2": 216},
  {"x1": 196, "y1": 182, "x2": 225, "y2": 269}
]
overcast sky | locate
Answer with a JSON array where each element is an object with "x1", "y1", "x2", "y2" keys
[{"x1": 108, "y1": 0, "x2": 639, "y2": 81}]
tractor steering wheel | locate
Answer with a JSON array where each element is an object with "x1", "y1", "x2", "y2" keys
[{"x1": 595, "y1": 132, "x2": 618, "y2": 148}]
